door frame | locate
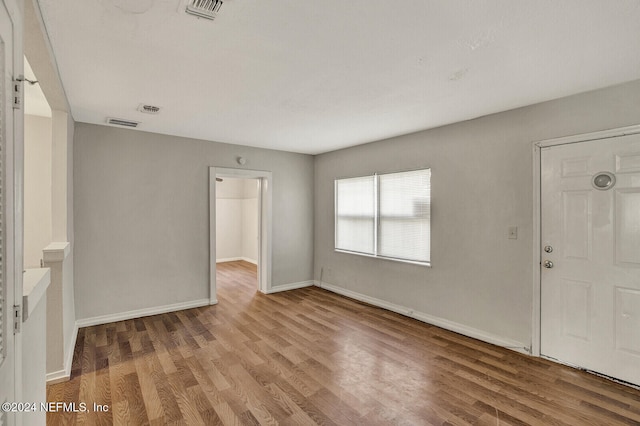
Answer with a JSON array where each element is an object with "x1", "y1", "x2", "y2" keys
[
  {"x1": 0, "y1": 0, "x2": 25, "y2": 423},
  {"x1": 209, "y1": 167, "x2": 272, "y2": 304},
  {"x1": 1, "y1": 0, "x2": 24, "y2": 421},
  {"x1": 531, "y1": 124, "x2": 640, "y2": 357}
]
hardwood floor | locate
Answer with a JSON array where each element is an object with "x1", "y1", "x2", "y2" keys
[{"x1": 48, "y1": 261, "x2": 640, "y2": 425}]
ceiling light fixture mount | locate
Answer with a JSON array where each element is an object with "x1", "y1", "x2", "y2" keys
[{"x1": 138, "y1": 104, "x2": 161, "y2": 114}]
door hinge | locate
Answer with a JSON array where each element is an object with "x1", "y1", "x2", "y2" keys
[
  {"x1": 14, "y1": 305, "x2": 22, "y2": 334},
  {"x1": 13, "y1": 75, "x2": 23, "y2": 109}
]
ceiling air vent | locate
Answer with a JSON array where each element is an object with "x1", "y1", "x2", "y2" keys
[
  {"x1": 107, "y1": 117, "x2": 140, "y2": 128},
  {"x1": 185, "y1": 0, "x2": 223, "y2": 20},
  {"x1": 138, "y1": 104, "x2": 161, "y2": 114}
]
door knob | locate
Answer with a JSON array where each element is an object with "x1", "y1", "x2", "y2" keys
[
  {"x1": 544, "y1": 245, "x2": 553, "y2": 253},
  {"x1": 543, "y1": 260, "x2": 553, "y2": 269}
]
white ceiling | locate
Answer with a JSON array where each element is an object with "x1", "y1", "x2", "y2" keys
[{"x1": 37, "y1": 0, "x2": 640, "y2": 154}]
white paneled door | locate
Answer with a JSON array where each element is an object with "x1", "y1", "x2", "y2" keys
[
  {"x1": 0, "y1": 1, "x2": 16, "y2": 422},
  {"x1": 541, "y1": 133, "x2": 640, "y2": 386}
]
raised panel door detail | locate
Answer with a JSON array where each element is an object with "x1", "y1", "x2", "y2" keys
[
  {"x1": 562, "y1": 191, "x2": 592, "y2": 260},
  {"x1": 616, "y1": 153, "x2": 640, "y2": 174},
  {"x1": 615, "y1": 287, "x2": 640, "y2": 356},
  {"x1": 562, "y1": 279, "x2": 592, "y2": 341},
  {"x1": 615, "y1": 189, "x2": 640, "y2": 266},
  {"x1": 561, "y1": 156, "x2": 590, "y2": 177}
]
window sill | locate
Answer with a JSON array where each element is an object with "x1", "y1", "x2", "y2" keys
[{"x1": 334, "y1": 249, "x2": 431, "y2": 267}]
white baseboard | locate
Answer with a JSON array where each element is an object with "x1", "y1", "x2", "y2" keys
[
  {"x1": 217, "y1": 257, "x2": 257, "y2": 264},
  {"x1": 64, "y1": 322, "x2": 79, "y2": 375},
  {"x1": 216, "y1": 257, "x2": 242, "y2": 263},
  {"x1": 265, "y1": 280, "x2": 314, "y2": 294},
  {"x1": 314, "y1": 281, "x2": 529, "y2": 355},
  {"x1": 46, "y1": 322, "x2": 79, "y2": 384},
  {"x1": 76, "y1": 299, "x2": 211, "y2": 328},
  {"x1": 46, "y1": 369, "x2": 69, "y2": 384}
]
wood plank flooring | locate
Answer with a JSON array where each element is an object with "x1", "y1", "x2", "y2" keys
[{"x1": 48, "y1": 261, "x2": 640, "y2": 425}]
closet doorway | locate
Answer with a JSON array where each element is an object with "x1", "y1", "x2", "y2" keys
[{"x1": 209, "y1": 167, "x2": 272, "y2": 304}]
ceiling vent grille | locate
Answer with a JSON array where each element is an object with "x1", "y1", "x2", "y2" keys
[
  {"x1": 186, "y1": 0, "x2": 222, "y2": 20},
  {"x1": 107, "y1": 117, "x2": 140, "y2": 128},
  {"x1": 138, "y1": 104, "x2": 161, "y2": 114}
]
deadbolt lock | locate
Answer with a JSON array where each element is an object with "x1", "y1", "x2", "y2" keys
[{"x1": 544, "y1": 245, "x2": 553, "y2": 253}]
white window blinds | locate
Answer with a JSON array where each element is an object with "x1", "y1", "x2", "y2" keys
[
  {"x1": 335, "y1": 176, "x2": 375, "y2": 255},
  {"x1": 378, "y1": 169, "x2": 430, "y2": 263},
  {"x1": 335, "y1": 169, "x2": 431, "y2": 265}
]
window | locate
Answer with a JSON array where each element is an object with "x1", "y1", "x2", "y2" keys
[{"x1": 335, "y1": 168, "x2": 431, "y2": 265}]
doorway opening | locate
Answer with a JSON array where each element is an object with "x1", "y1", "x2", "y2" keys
[
  {"x1": 209, "y1": 167, "x2": 272, "y2": 304},
  {"x1": 23, "y1": 56, "x2": 52, "y2": 269},
  {"x1": 215, "y1": 177, "x2": 259, "y2": 296}
]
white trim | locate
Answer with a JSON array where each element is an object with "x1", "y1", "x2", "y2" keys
[
  {"x1": 532, "y1": 124, "x2": 640, "y2": 359},
  {"x1": 75, "y1": 298, "x2": 211, "y2": 328},
  {"x1": 65, "y1": 322, "x2": 78, "y2": 376},
  {"x1": 47, "y1": 322, "x2": 79, "y2": 384},
  {"x1": 531, "y1": 143, "x2": 542, "y2": 356},
  {"x1": 264, "y1": 281, "x2": 313, "y2": 294},
  {"x1": 7, "y1": 0, "x2": 26, "y2": 408},
  {"x1": 42, "y1": 241, "x2": 70, "y2": 262},
  {"x1": 215, "y1": 257, "x2": 258, "y2": 265},
  {"x1": 46, "y1": 369, "x2": 69, "y2": 384},
  {"x1": 210, "y1": 167, "x2": 272, "y2": 300},
  {"x1": 209, "y1": 167, "x2": 217, "y2": 304},
  {"x1": 535, "y1": 124, "x2": 640, "y2": 148},
  {"x1": 316, "y1": 281, "x2": 529, "y2": 355},
  {"x1": 216, "y1": 257, "x2": 243, "y2": 263},
  {"x1": 335, "y1": 249, "x2": 431, "y2": 267}
]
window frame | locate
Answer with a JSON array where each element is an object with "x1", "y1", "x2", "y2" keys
[{"x1": 334, "y1": 168, "x2": 431, "y2": 267}]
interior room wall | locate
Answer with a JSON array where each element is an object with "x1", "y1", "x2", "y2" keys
[
  {"x1": 241, "y1": 179, "x2": 259, "y2": 263},
  {"x1": 314, "y1": 79, "x2": 640, "y2": 351},
  {"x1": 74, "y1": 124, "x2": 314, "y2": 321},
  {"x1": 24, "y1": 114, "x2": 52, "y2": 268},
  {"x1": 215, "y1": 178, "x2": 259, "y2": 263},
  {"x1": 215, "y1": 178, "x2": 244, "y2": 261}
]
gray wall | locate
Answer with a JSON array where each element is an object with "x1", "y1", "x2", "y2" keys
[
  {"x1": 74, "y1": 124, "x2": 314, "y2": 320},
  {"x1": 314, "y1": 79, "x2": 640, "y2": 349}
]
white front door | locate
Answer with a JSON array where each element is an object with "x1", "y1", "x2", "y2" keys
[
  {"x1": 541, "y1": 133, "x2": 640, "y2": 385},
  {"x1": 0, "y1": 1, "x2": 18, "y2": 423}
]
